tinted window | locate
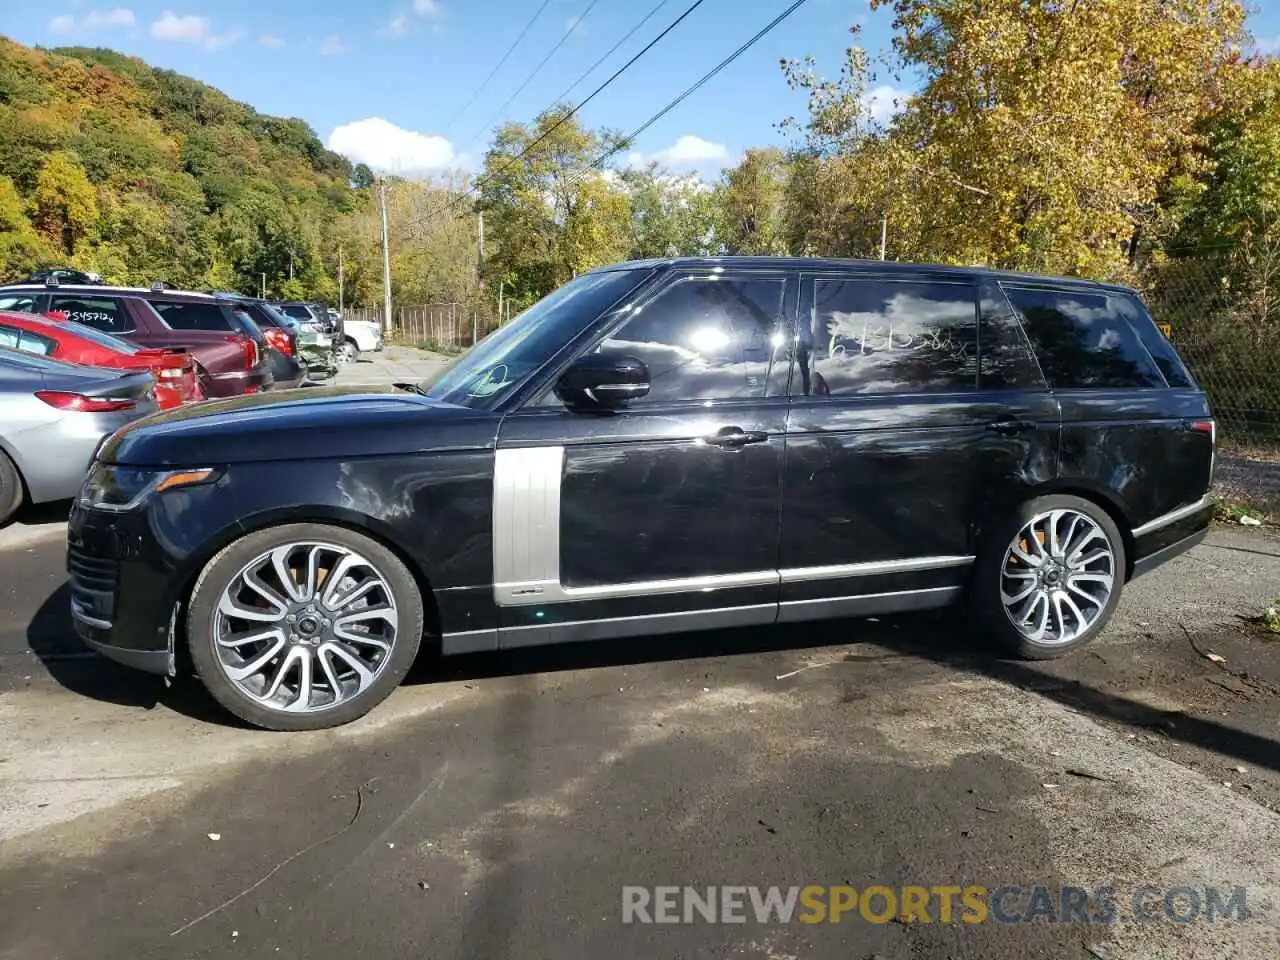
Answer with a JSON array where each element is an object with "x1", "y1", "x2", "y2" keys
[
  {"x1": 588, "y1": 275, "x2": 784, "y2": 404},
  {"x1": 0, "y1": 295, "x2": 39, "y2": 312},
  {"x1": 978, "y1": 281, "x2": 1045, "y2": 389},
  {"x1": 48, "y1": 296, "x2": 133, "y2": 334},
  {"x1": 1112, "y1": 292, "x2": 1195, "y2": 389},
  {"x1": 279, "y1": 304, "x2": 313, "y2": 320},
  {"x1": 1001, "y1": 286, "x2": 1165, "y2": 389},
  {"x1": 799, "y1": 277, "x2": 978, "y2": 396},
  {"x1": 241, "y1": 303, "x2": 283, "y2": 329},
  {"x1": 151, "y1": 301, "x2": 235, "y2": 332}
]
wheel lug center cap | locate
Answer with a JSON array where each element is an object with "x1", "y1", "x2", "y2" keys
[{"x1": 297, "y1": 616, "x2": 320, "y2": 636}]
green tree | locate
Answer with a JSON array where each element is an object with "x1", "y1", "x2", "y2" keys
[
  {"x1": 31, "y1": 151, "x2": 99, "y2": 255},
  {"x1": 716, "y1": 148, "x2": 789, "y2": 255}
]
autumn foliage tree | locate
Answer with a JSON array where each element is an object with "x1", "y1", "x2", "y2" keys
[{"x1": 781, "y1": 0, "x2": 1250, "y2": 278}]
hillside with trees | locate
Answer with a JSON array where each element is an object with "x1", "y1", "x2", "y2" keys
[{"x1": 0, "y1": 37, "x2": 359, "y2": 298}]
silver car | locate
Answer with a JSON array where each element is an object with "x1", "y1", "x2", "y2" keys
[{"x1": 0, "y1": 347, "x2": 159, "y2": 525}]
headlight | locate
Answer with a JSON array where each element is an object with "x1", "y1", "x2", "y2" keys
[{"x1": 78, "y1": 465, "x2": 219, "y2": 512}]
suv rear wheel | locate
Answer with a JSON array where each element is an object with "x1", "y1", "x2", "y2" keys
[
  {"x1": 973, "y1": 494, "x2": 1126, "y2": 660},
  {"x1": 336, "y1": 338, "x2": 360, "y2": 364},
  {"x1": 186, "y1": 523, "x2": 423, "y2": 730}
]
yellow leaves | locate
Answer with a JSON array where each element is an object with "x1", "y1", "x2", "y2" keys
[{"x1": 31, "y1": 151, "x2": 98, "y2": 255}]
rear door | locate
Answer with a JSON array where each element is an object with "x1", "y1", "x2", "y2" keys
[
  {"x1": 493, "y1": 268, "x2": 794, "y2": 646},
  {"x1": 999, "y1": 284, "x2": 1212, "y2": 527},
  {"x1": 778, "y1": 270, "x2": 1060, "y2": 621}
]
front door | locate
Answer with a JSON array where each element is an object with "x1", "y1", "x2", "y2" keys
[
  {"x1": 493, "y1": 269, "x2": 795, "y2": 647},
  {"x1": 778, "y1": 270, "x2": 1060, "y2": 622}
]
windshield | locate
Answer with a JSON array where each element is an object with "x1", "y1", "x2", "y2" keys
[
  {"x1": 279, "y1": 304, "x2": 314, "y2": 320},
  {"x1": 52, "y1": 317, "x2": 142, "y2": 355},
  {"x1": 258, "y1": 302, "x2": 298, "y2": 328},
  {"x1": 420, "y1": 268, "x2": 653, "y2": 409}
]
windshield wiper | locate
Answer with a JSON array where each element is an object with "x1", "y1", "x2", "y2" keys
[{"x1": 392, "y1": 381, "x2": 428, "y2": 396}]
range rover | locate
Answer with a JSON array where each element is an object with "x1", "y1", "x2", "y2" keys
[{"x1": 67, "y1": 257, "x2": 1215, "y2": 730}]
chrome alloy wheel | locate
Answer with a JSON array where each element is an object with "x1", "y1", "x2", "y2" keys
[
  {"x1": 999, "y1": 509, "x2": 1117, "y2": 646},
  {"x1": 212, "y1": 541, "x2": 399, "y2": 714}
]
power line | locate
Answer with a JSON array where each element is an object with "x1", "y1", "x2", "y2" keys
[
  {"x1": 440, "y1": 0, "x2": 553, "y2": 134},
  {"x1": 546, "y1": 0, "x2": 675, "y2": 108},
  {"x1": 456, "y1": 0, "x2": 602, "y2": 156},
  {"x1": 591, "y1": 0, "x2": 815, "y2": 170},
  {"x1": 435, "y1": 0, "x2": 710, "y2": 223}
]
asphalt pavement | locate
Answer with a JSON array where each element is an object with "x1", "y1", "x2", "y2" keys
[{"x1": 1, "y1": 514, "x2": 1279, "y2": 959}]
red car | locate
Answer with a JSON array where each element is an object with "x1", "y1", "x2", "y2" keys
[{"x1": 0, "y1": 311, "x2": 203, "y2": 410}]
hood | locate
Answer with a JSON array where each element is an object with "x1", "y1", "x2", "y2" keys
[{"x1": 100, "y1": 384, "x2": 498, "y2": 466}]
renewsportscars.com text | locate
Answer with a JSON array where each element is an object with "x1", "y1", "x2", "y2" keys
[{"x1": 621, "y1": 884, "x2": 1250, "y2": 925}]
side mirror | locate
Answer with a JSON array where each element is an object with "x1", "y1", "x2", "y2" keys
[{"x1": 555, "y1": 353, "x2": 650, "y2": 410}]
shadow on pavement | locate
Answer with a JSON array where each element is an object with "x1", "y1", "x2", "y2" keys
[{"x1": 23, "y1": 574, "x2": 1280, "y2": 770}]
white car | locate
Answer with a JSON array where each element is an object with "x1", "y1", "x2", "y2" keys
[{"x1": 338, "y1": 318, "x2": 383, "y2": 363}]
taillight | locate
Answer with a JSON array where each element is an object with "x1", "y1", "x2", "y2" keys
[
  {"x1": 1188, "y1": 418, "x2": 1215, "y2": 437},
  {"x1": 264, "y1": 327, "x2": 292, "y2": 356},
  {"x1": 35, "y1": 390, "x2": 135, "y2": 413}
]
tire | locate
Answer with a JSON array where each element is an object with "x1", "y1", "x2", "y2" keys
[
  {"x1": 972, "y1": 494, "x2": 1127, "y2": 660},
  {"x1": 337, "y1": 338, "x2": 360, "y2": 364},
  {"x1": 0, "y1": 449, "x2": 23, "y2": 526},
  {"x1": 186, "y1": 522, "x2": 424, "y2": 731}
]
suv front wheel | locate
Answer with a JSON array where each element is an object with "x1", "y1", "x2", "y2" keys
[
  {"x1": 186, "y1": 523, "x2": 424, "y2": 730},
  {"x1": 973, "y1": 494, "x2": 1127, "y2": 660}
]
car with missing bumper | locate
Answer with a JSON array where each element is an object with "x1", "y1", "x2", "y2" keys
[{"x1": 68, "y1": 257, "x2": 1215, "y2": 731}]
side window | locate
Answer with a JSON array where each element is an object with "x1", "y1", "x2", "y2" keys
[
  {"x1": 48, "y1": 296, "x2": 133, "y2": 334},
  {"x1": 0, "y1": 295, "x2": 40, "y2": 313},
  {"x1": 587, "y1": 275, "x2": 785, "y2": 404},
  {"x1": 1001, "y1": 286, "x2": 1166, "y2": 389},
  {"x1": 150, "y1": 301, "x2": 235, "y2": 332},
  {"x1": 978, "y1": 280, "x2": 1045, "y2": 390},
  {"x1": 799, "y1": 277, "x2": 978, "y2": 396},
  {"x1": 18, "y1": 329, "x2": 56, "y2": 356},
  {"x1": 1112, "y1": 292, "x2": 1195, "y2": 389},
  {"x1": 0, "y1": 326, "x2": 56, "y2": 357}
]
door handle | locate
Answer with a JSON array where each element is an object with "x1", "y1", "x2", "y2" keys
[
  {"x1": 986, "y1": 418, "x2": 1038, "y2": 434},
  {"x1": 704, "y1": 426, "x2": 768, "y2": 448}
]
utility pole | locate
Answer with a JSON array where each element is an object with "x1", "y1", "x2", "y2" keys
[
  {"x1": 378, "y1": 176, "x2": 393, "y2": 334},
  {"x1": 338, "y1": 243, "x2": 345, "y2": 315},
  {"x1": 260, "y1": 273, "x2": 265, "y2": 299},
  {"x1": 497, "y1": 280, "x2": 504, "y2": 328},
  {"x1": 879, "y1": 213, "x2": 887, "y2": 261}
]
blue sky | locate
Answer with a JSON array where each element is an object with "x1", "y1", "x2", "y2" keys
[{"x1": 3, "y1": 0, "x2": 1279, "y2": 180}]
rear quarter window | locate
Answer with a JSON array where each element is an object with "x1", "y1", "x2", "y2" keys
[
  {"x1": 47, "y1": 295, "x2": 134, "y2": 334},
  {"x1": 1110, "y1": 291, "x2": 1196, "y2": 389},
  {"x1": 1000, "y1": 285, "x2": 1166, "y2": 389}
]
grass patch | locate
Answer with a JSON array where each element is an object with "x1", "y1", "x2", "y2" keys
[
  {"x1": 415, "y1": 338, "x2": 464, "y2": 356},
  {"x1": 1243, "y1": 598, "x2": 1280, "y2": 638},
  {"x1": 1213, "y1": 496, "x2": 1270, "y2": 525}
]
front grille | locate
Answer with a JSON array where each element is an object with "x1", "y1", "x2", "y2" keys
[{"x1": 68, "y1": 544, "x2": 119, "y2": 626}]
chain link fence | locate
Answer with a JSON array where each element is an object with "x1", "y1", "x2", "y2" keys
[{"x1": 1141, "y1": 250, "x2": 1280, "y2": 515}]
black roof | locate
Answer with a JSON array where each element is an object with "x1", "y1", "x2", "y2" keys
[{"x1": 588, "y1": 256, "x2": 1140, "y2": 295}]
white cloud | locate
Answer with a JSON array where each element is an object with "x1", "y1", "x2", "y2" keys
[
  {"x1": 151, "y1": 11, "x2": 211, "y2": 42},
  {"x1": 85, "y1": 8, "x2": 135, "y2": 27},
  {"x1": 651, "y1": 135, "x2": 730, "y2": 167},
  {"x1": 319, "y1": 35, "x2": 347, "y2": 55},
  {"x1": 49, "y1": 8, "x2": 134, "y2": 34},
  {"x1": 413, "y1": 0, "x2": 442, "y2": 16},
  {"x1": 204, "y1": 27, "x2": 244, "y2": 50},
  {"x1": 259, "y1": 34, "x2": 284, "y2": 47},
  {"x1": 862, "y1": 84, "x2": 908, "y2": 125},
  {"x1": 327, "y1": 118, "x2": 455, "y2": 174},
  {"x1": 386, "y1": 13, "x2": 410, "y2": 38}
]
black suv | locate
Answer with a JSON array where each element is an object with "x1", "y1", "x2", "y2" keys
[{"x1": 67, "y1": 257, "x2": 1214, "y2": 730}]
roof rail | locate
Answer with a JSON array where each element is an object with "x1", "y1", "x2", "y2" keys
[
  {"x1": 151, "y1": 281, "x2": 170, "y2": 292},
  {"x1": 44, "y1": 276, "x2": 59, "y2": 288}
]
